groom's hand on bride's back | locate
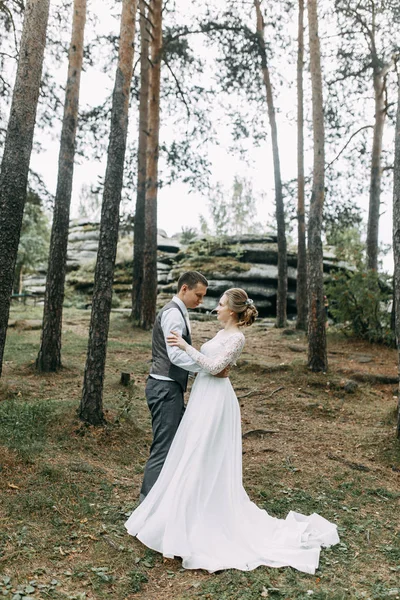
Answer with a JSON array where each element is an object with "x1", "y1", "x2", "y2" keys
[{"x1": 215, "y1": 366, "x2": 230, "y2": 378}]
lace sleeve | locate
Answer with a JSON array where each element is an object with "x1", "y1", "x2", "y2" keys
[{"x1": 185, "y1": 333, "x2": 245, "y2": 375}]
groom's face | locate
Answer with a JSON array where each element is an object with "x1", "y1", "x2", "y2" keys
[{"x1": 181, "y1": 283, "x2": 207, "y2": 309}]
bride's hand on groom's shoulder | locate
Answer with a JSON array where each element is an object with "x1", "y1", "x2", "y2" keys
[{"x1": 167, "y1": 330, "x2": 188, "y2": 351}]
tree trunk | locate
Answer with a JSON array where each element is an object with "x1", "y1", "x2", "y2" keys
[
  {"x1": 13, "y1": 264, "x2": 21, "y2": 295},
  {"x1": 307, "y1": 0, "x2": 327, "y2": 372},
  {"x1": 296, "y1": 0, "x2": 307, "y2": 331},
  {"x1": 0, "y1": 0, "x2": 50, "y2": 377},
  {"x1": 79, "y1": 0, "x2": 137, "y2": 425},
  {"x1": 36, "y1": 0, "x2": 87, "y2": 372},
  {"x1": 392, "y1": 79, "x2": 400, "y2": 439},
  {"x1": 254, "y1": 0, "x2": 287, "y2": 328},
  {"x1": 131, "y1": 0, "x2": 150, "y2": 323},
  {"x1": 391, "y1": 277, "x2": 396, "y2": 334},
  {"x1": 19, "y1": 266, "x2": 23, "y2": 296},
  {"x1": 366, "y1": 68, "x2": 387, "y2": 272},
  {"x1": 140, "y1": 0, "x2": 162, "y2": 330}
]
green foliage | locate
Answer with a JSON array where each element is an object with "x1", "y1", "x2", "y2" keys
[
  {"x1": 16, "y1": 191, "x2": 50, "y2": 282},
  {"x1": 173, "y1": 237, "x2": 252, "y2": 277},
  {"x1": 201, "y1": 177, "x2": 264, "y2": 237},
  {"x1": 77, "y1": 183, "x2": 102, "y2": 221},
  {"x1": 326, "y1": 226, "x2": 365, "y2": 268},
  {"x1": 127, "y1": 570, "x2": 148, "y2": 593},
  {"x1": 180, "y1": 226, "x2": 198, "y2": 244},
  {"x1": 111, "y1": 294, "x2": 121, "y2": 309},
  {"x1": 326, "y1": 270, "x2": 394, "y2": 345},
  {"x1": 209, "y1": 184, "x2": 229, "y2": 237}
]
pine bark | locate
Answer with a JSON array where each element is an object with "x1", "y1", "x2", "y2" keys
[
  {"x1": 0, "y1": 0, "x2": 50, "y2": 376},
  {"x1": 307, "y1": 0, "x2": 327, "y2": 372},
  {"x1": 36, "y1": 0, "x2": 87, "y2": 372},
  {"x1": 254, "y1": 0, "x2": 287, "y2": 328},
  {"x1": 392, "y1": 80, "x2": 400, "y2": 439},
  {"x1": 79, "y1": 0, "x2": 137, "y2": 425},
  {"x1": 131, "y1": 0, "x2": 150, "y2": 323},
  {"x1": 140, "y1": 0, "x2": 162, "y2": 330},
  {"x1": 296, "y1": 0, "x2": 307, "y2": 331},
  {"x1": 366, "y1": 67, "x2": 387, "y2": 271}
]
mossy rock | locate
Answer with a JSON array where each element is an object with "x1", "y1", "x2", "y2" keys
[{"x1": 170, "y1": 256, "x2": 252, "y2": 279}]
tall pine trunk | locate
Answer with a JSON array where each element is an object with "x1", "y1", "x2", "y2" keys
[
  {"x1": 307, "y1": 0, "x2": 327, "y2": 372},
  {"x1": 131, "y1": 0, "x2": 150, "y2": 323},
  {"x1": 36, "y1": 0, "x2": 87, "y2": 372},
  {"x1": 392, "y1": 79, "x2": 400, "y2": 439},
  {"x1": 254, "y1": 0, "x2": 287, "y2": 328},
  {"x1": 366, "y1": 67, "x2": 387, "y2": 271},
  {"x1": 296, "y1": 0, "x2": 307, "y2": 331},
  {"x1": 79, "y1": 0, "x2": 137, "y2": 425},
  {"x1": 0, "y1": 0, "x2": 50, "y2": 376},
  {"x1": 140, "y1": 0, "x2": 162, "y2": 330}
]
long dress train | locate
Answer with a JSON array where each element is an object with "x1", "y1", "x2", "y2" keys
[{"x1": 125, "y1": 330, "x2": 339, "y2": 574}]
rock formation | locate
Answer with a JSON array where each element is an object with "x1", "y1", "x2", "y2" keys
[{"x1": 22, "y1": 221, "x2": 352, "y2": 317}]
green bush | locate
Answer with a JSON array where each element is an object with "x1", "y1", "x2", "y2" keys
[{"x1": 326, "y1": 269, "x2": 394, "y2": 346}]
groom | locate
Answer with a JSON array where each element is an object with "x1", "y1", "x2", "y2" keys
[{"x1": 140, "y1": 271, "x2": 210, "y2": 502}]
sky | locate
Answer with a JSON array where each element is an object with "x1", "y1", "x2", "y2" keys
[
  {"x1": 24, "y1": 0, "x2": 395, "y2": 272},
  {"x1": 29, "y1": 0, "x2": 282, "y2": 237}
]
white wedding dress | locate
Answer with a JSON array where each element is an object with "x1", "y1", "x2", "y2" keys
[{"x1": 125, "y1": 330, "x2": 339, "y2": 574}]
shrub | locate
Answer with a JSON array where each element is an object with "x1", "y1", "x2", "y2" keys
[{"x1": 326, "y1": 269, "x2": 394, "y2": 346}]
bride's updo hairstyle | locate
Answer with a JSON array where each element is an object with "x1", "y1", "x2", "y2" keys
[{"x1": 225, "y1": 288, "x2": 258, "y2": 327}]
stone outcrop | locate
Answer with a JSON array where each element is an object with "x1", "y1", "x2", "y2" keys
[
  {"x1": 157, "y1": 235, "x2": 351, "y2": 317},
  {"x1": 22, "y1": 222, "x2": 352, "y2": 317}
]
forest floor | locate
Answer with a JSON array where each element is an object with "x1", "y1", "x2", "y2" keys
[{"x1": 0, "y1": 306, "x2": 399, "y2": 600}]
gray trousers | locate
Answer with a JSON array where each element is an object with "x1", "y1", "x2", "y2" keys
[{"x1": 140, "y1": 377, "x2": 185, "y2": 501}]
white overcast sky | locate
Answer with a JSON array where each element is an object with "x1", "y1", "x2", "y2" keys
[{"x1": 24, "y1": 0, "x2": 394, "y2": 271}]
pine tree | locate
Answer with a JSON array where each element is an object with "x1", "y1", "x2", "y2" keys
[
  {"x1": 79, "y1": 0, "x2": 137, "y2": 425},
  {"x1": 254, "y1": 0, "x2": 287, "y2": 328},
  {"x1": 36, "y1": 0, "x2": 87, "y2": 372},
  {"x1": 140, "y1": 0, "x2": 163, "y2": 330},
  {"x1": 131, "y1": 0, "x2": 151, "y2": 323},
  {"x1": 307, "y1": 0, "x2": 327, "y2": 372},
  {"x1": 392, "y1": 76, "x2": 400, "y2": 439},
  {"x1": 296, "y1": 0, "x2": 308, "y2": 331},
  {"x1": 0, "y1": 0, "x2": 50, "y2": 376}
]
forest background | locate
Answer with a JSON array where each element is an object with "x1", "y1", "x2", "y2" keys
[
  {"x1": 1, "y1": 0, "x2": 397, "y2": 265},
  {"x1": 1, "y1": 1, "x2": 400, "y2": 598}
]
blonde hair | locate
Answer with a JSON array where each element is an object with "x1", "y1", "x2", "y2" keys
[{"x1": 224, "y1": 288, "x2": 258, "y2": 327}]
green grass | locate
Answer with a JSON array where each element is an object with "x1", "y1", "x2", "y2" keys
[
  {"x1": 0, "y1": 397, "x2": 55, "y2": 459},
  {"x1": 0, "y1": 308, "x2": 399, "y2": 600}
]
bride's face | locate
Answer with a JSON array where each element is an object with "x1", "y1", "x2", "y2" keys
[{"x1": 216, "y1": 294, "x2": 232, "y2": 324}]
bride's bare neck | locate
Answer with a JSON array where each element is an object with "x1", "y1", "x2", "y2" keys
[{"x1": 222, "y1": 325, "x2": 240, "y2": 333}]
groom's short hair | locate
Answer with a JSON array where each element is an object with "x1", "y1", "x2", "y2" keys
[{"x1": 177, "y1": 271, "x2": 208, "y2": 291}]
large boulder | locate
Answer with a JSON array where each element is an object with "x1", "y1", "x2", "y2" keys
[
  {"x1": 65, "y1": 220, "x2": 181, "y2": 270},
  {"x1": 23, "y1": 225, "x2": 353, "y2": 319},
  {"x1": 159, "y1": 236, "x2": 352, "y2": 318}
]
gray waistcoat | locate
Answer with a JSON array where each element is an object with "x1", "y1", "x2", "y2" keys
[{"x1": 150, "y1": 300, "x2": 192, "y2": 391}]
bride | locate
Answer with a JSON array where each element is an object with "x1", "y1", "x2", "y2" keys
[{"x1": 125, "y1": 288, "x2": 339, "y2": 574}]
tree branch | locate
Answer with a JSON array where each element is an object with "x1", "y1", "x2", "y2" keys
[
  {"x1": 163, "y1": 23, "x2": 247, "y2": 49},
  {"x1": 326, "y1": 125, "x2": 374, "y2": 170},
  {"x1": 163, "y1": 56, "x2": 190, "y2": 118},
  {"x1": 327, "y1": 62, "x2": 372, "y2": 86}
]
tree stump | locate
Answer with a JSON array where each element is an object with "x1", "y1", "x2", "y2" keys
[{"x1": 120, "y1": 372, "x2": 131, "y2": 386}]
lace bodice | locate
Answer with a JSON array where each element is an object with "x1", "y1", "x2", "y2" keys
[{"x1": 185, "y1": 330, "x2": 245, "y2": 375}]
